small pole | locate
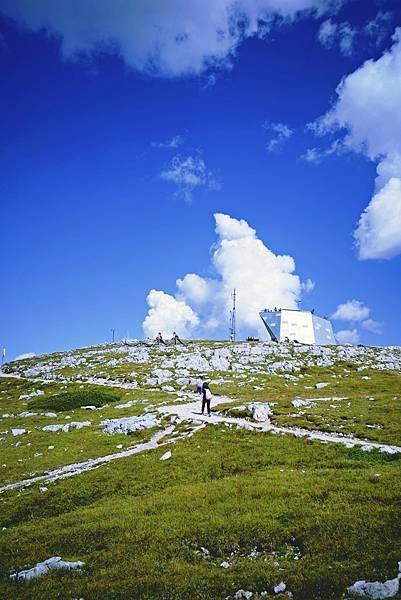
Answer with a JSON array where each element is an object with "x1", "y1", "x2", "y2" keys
[
  {"x1": 1, "y1": 347, "x2": 6, "y2": 366},
  {"x1": 111, "y1": 329, "x2": 115, "y2": 343}
]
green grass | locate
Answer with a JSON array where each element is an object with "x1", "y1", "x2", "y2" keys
[
  {"x1": 0, "y1": 378, "x2": 163, "y2": 486},
  {"x1": 1, "y1": 341, "x2": 401, "y2": 599},
  {"x1": 1, "y1": 427, "x2": 400, "y2": 599},
  {"x1": 29, "y1": 390, "x2": 119, "y2": 412},
  {"x1": 215, "y1": 367, "x2": 401, "y2": 446}
]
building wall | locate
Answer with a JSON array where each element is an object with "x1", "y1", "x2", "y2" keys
[
  {"x1": 312, "y1": 314, "x2": 336, "y2": 345},
  {"x1": 280, "y1": 310, "x2": 315, "y2": 344},
  {"x1": 259, "y1": 310, "x2": 281, "y2": 342},
  {"x1": 259, "y1": 309, "x2": 336, "y2": 345}
]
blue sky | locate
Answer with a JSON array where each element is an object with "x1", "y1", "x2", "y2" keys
[{"x1": 1, "y1": 0, "x2": 401, "y2": 359}]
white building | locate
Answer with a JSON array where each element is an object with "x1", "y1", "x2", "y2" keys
[{"x1": 259, "y1": 308, "x2": 336, "y2": 345}]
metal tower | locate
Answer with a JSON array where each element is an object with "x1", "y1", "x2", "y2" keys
[{"x1": 229, "y1": 289, "x2": 237, "y2": 341}]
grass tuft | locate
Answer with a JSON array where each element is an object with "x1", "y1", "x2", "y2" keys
[{"x1": 29, "y1": 390, "x2": 119, "y2": 412}]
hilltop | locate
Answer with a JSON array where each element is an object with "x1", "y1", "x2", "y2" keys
[{"x1": 0, "y1": 340, "x2": 400, "y2": 599}]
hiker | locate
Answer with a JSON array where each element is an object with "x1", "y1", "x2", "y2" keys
[
  {"x1": 155, "y1": 332, "x2": 166, "y2": 345},
  {"x1": 172, "y1": 331, "x2": 185, "y2": 346},
  {"x1": 201, "y1": 381, "x2": 212, "y2": 417},
  {"x1": 195, "y1": 377, "x2": 203, "y2": 396}
]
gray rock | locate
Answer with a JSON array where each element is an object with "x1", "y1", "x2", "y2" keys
[
  {"x1": 101, "y1": 414, "x2": 158, "y2": 435},
  {"x1": 10, "y1": 556, "x2": 84, "y2": 581},
  {"x1": 347, "y1": 577, "x2": 400, "y2": 598}
]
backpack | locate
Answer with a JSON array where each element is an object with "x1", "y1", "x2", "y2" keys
[{"x1": 205, "y1": 388, "x2": 212, "y2": 401}]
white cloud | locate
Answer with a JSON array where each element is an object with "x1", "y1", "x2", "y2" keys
[
  {"x1": 331, "y1": 299, "x2": 370, "y2": 322},
  {"x1": 214, "y1": 212, "x2": 255, "y2": 240},
  {"x1": 301, "y1": 139, "x2": 344, "y2": 163},
  {"x1": 176, "y1": 274, "x2": 217, "y2": 306},
  {"x1": 354, "y1": 177, "x2": 401, "y2": 260},
  {"x1": 301, "y1": 147, "x2": 321, "y2": 164},
  {"x1": 0, "y1": 0, "x2": 345, "y2": 77},
  {"x1": 143, "y1": 212, "x2": 312, "y2": 339},
  {"x1": 332, "y1": 300, "x2": 383, "y2": 340},
  {"x1": 318, "y1": 19, "x2": 355, "y2": 55},
  {"x1": 160, "y1": 155, "x2": 220, "y2": 202},
  {"x1": 318, "y1": 12, "x2": 392, "y2": 56},
  {"x1": 310, "y1": 28, "x2": 401, "y2": 259},
  {"x1": 335, "y1": 328, "x2": 359, "y2": 344},
  {"x1": 14, "y1": 352, "x2": 36, "y2": 361},
  {"x1": 361, "y1": 318, "x2": 383, "y2": 334},
  {"x1": 142, "y1": 290, "x2": 199, "y2": 338},
  {"x1": 151, "y1": 135, "x2": 184, "y2": 149},
  {"x1": 364, "y1": 11, "x2": 392, "y2": 47},
  {"x1": 264, "y1": 122, "x2": 293, "y2": 152},
  {"x1": 318, "y1": 19, "x2": 337, "y2": 47},
  {"x1": 301, "y1": 278, "x2": 315, "y2": 292}
]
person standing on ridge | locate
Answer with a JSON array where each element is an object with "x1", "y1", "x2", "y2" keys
[
  {"x1": 195, "y1": 376, "x2": 203, "y2": 396},
  {"x1": 201, "y1": 381, "x2": 212, "y2": 417}
]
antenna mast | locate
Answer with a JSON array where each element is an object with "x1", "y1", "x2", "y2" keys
[{"x1": 229, "y1": 289, "x2": 237, "y2": 341}]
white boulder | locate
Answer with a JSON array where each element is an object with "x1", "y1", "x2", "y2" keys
[
  {"x1": 160, "y1": 450, "x2": 172, "y2": 461},
  {"x1": 10, "y1": 556, "x2": 84, "y2": 581},
  {"x1": 11, "y1": 429, "x2": 27, "y2": 436},
  {"x1": 247, "y1": 402, "x2": 272, "y2": 422}
]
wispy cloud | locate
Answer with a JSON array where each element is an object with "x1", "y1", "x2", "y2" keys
[
  {"x1": 301, "y1": 139, "x2": 345, "y2": 164},
  {"x1": 151, "y1": 135, "x2": 184, "y2": 149},
  {"x1": 318, "y1": 19, "x2": 356, "y2": 55},
  {"x1": 318, "y1": 12, "x2": 393, "y2": 57},
  {"x1": 301, "y1": 278, "x2": 315, "y2": 293},
  {"x1": 364, "y1": 11, "x2": 393, "y2": 46},
  {"x1": 264, "y1": 122, "x2": 293, "y2": 153},
  {"x1": 160, "y1": 154, "x2": 220, "y2": 203}
]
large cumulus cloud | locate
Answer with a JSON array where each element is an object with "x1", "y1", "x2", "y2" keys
[{"x1": 143, "y1": 213, "x2": 311, "y2": 339}]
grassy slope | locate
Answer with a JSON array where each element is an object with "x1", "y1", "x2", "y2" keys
[{"x1": 0, "y1": 342, "x2": 400, "y2": 599}]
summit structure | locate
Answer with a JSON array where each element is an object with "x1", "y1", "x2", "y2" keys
[{"x1": 259, "y1": 308, "x2": 336, "y2": 345}]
